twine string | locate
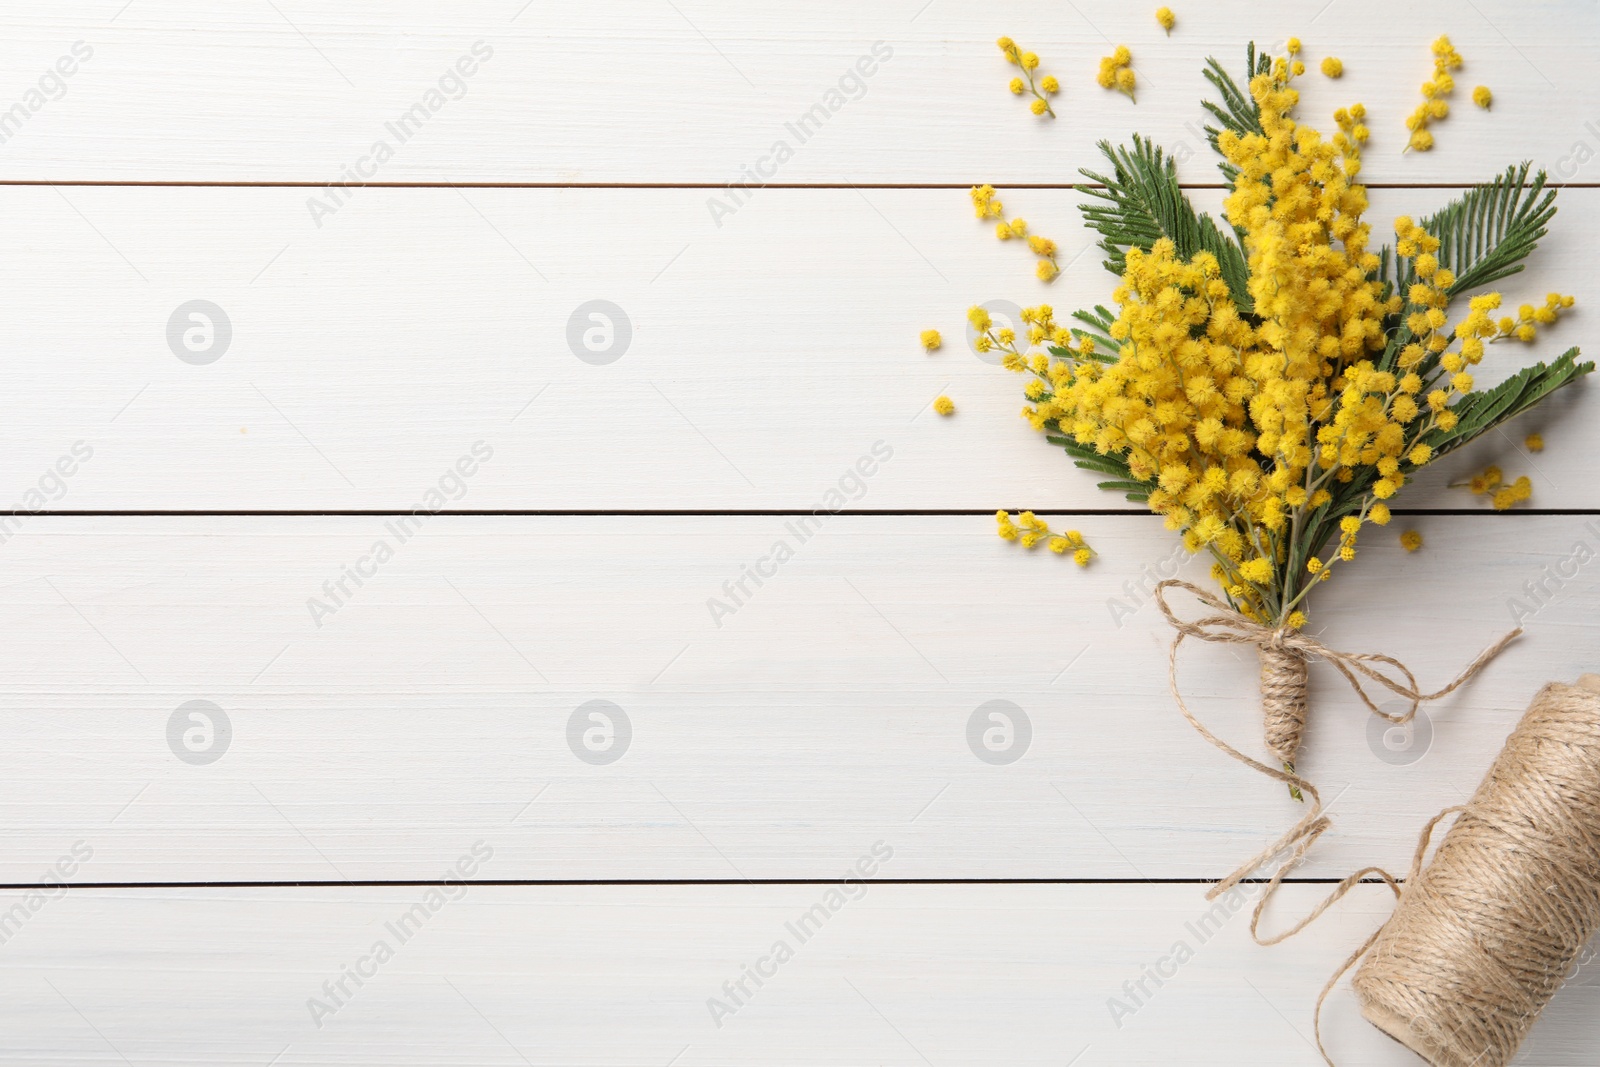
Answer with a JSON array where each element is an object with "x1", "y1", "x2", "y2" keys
[
  {"x1": 1152, "y1": 578, "x2": 1521, "y2": 901},
  {"x1": 1151, "y1": 578, "x2": 1535, "y2": 1065}
]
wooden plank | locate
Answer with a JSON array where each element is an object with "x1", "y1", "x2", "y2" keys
[
  {"x1": 1, "y1": 514, "x2": 1593, "y2": 883},
  {"x1": 0, "y1": 184, "x2": 1591, "y2": 509},
  {"x1": 0, "y1": 884, "x2": 1593, "y2": 1065},
  {"x1": 0, "y1": 1, "x2": 1591, "y2": 185}
]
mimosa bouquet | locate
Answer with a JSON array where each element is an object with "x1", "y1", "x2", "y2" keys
[{"x1": 972, "y1": 43, "x2": 1589, "y2": 804}]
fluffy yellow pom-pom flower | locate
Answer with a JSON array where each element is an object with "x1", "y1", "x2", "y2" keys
[
  {"x1": 920, "y1": 329, "x2": 942, "y2": 351},
  {"x1": 1401, "y1": 530, "x2": 1423, "y2": 552},
  {"x1": 1525, "y1": 432, "x2": 1544, "y2": 452},
  {"x1": 1320, "y1": 56, "x2": 1343, "y2": 78},
  {"x1": 1472, "y1": 85, "x2": 1492, "y2": 109},
  {"x1": 1156, "y1": 6, "x2": 1175, "y2": 33},
  {"x1": 933, "y1": 395, "x2": 955, "y2": 416}
]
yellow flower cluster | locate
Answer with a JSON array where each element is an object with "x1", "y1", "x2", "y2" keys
[
  {"x1": 1097, "y1": 46, "x2": 1137, "y2": 102},
  {"x1": 996, "y1": 218, "x2": 1061, "y2": 281},
  {"x1": 1333, "y1": 103, "x2": 1370, "y2": 156},
  {"x1": 983, "y1": 50, "x2": 1574, "y2": 626},
  {"x1": 1488, "y1": 292, "x2": 1574, "y2": 343},
  {"x1": 996, "y1": 510, "x2": 1096, "y2": 565},
  {"x1": 968, "y1": 303, "x2": 1073, "y2": 366},
  {"x1": 1455, "y1": 465, "x2": 1532, "y2": 510},
  {"x1": 1156, "y1": 7, "x2": 1175, "y2": 34},
  {"x1": 1473, "y1": 85, "x2": 1492, "y2": 109},
  {"x1": 1285, "y1": 37, "x2": 1307, "y2": 77},
  {"x1": 998, "y1": 37, "x2": 1058, "y2": 117},
  {"x1": 970, "y1": 184, "x2": 1003, "y2": 220},
  {"x1": 1405, "y1": 35, "x2": 1463, "y2": 152},
  {"x1": 1320, "y1": 56, "x2": 1343, "y2": 79},
  {"x1": 973, "y1": 187, "x2": 1061, "y2": 282}
]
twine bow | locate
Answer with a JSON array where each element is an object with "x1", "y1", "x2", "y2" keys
[{"x1": 1151, "y1": 578, "x2": 1523, "y2": 1064}]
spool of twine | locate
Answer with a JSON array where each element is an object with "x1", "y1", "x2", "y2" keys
[{"x1": 1349, "y1": 674, "x2": 1600, "y2": 1067}]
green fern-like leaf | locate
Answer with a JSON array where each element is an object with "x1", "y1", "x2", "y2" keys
[
  {"x1": 1378, "y1": 166, "x2": 1558, "y2": 378},
  {"x1": 1200, "y1": 42, "x2": 1268, "y2": 139},
  {"x1": 1048, "y1": 435, "x2": 1151, "y2": 503},
  {"x1": 1200, "y1": 43, "x2": 1271, "y2": 184},
  {"x1": 1422, "y1": 347, "x2": 1592, "y2": 457},
  {"x1": 1076, "y1": 136, "x2": 1252, "y2": 310},
  {"x1": 1385, "y1": 163, "x2": 1557, "y2": 299}
]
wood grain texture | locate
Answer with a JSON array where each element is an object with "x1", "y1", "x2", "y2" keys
[
  {"x1": 3, "y1": 883, "x2": 1594, "y2": 1066},
  {"x1": 1, "y1": 514, "x2": 1593, "y2": 883},
  {"x1": 5, "y1": 1, "x2": 1600, "y2": 1061},
  {"x1": 0, "y1": 184, "x2": 1589, "y2": 509},
  {"x1": 0, "y1": 1, "x2": 1592, "y2": 185}
]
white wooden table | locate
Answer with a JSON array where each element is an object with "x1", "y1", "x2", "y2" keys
[{"x1": 1, "y1": 1, "x2": 1597, "y2": 1063}]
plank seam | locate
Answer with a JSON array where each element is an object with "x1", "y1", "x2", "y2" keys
[
  {"x1": 3, "y1": 878, "x2": 1404, "y2": 889},
  {"x1": 5, "y1": 181, "x2": 1596, "y2": 190},
  {"x1": 18, "y1": 509, "x2": 1600, "y2": 517}
]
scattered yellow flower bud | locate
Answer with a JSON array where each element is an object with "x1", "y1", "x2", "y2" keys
[
  {"x1": 1525, "y1": 432, "x2": 1544, "y2": 452},
  {"x1": 1156, "y1": 6, "x2": 1175, "y2": 33},
  {"x1": 1115, "y1": 66, "x2": 1137, "y2": 100},
  {"x1": 920, "y1": 330, "x2": 942, "y2": 351},
  {"x1": 933, "y1": 395, "x2": 955, "y2": 416},
  {"x1": 997, "y1": 39, "x2": 1055, "y2": 117},
  {"x1": 1472, "y1": 85, "x2": 1491, "y2": 109},
  {"x1": 1098, "y1": 46, "x2": 1136, "y2": 102},
  {"x1": 1320, "y1": 56, "x2": 1343, "y2": 78},
  {"x1": 1401, "y1": 530, "x2": 1423, "y2": 552}
]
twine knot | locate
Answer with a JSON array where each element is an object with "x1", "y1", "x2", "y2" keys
[
  {"x1": 1150, "y1": 578, "x2": 1533, "y2": 1064},
  {"x1": 1150, "y1": 578, "x2": 1522, "y2": 898}
]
